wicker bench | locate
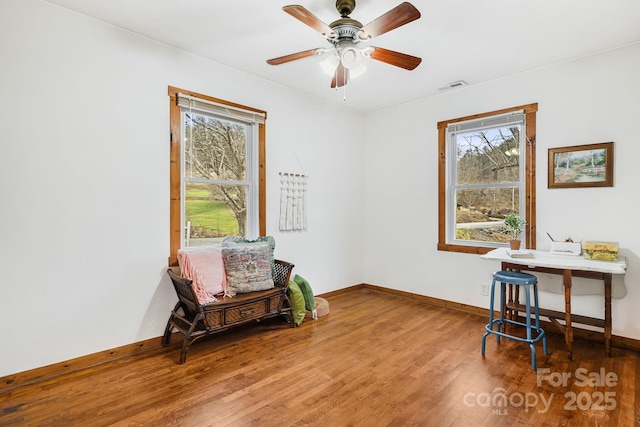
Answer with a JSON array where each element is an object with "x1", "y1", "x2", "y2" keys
[{"x1": 163, "y1": 259, "x2": 295, "y2": 363}]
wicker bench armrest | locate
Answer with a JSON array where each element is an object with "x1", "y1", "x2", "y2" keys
[
  {"x1": 167, "y1": 268, "x2": 199, "y2": 309},
  {"x1": 274, "y1": 259, "x2": 295, "y2": 287}
]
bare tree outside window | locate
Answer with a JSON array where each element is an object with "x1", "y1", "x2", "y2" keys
[
  {"x1": 454, "y1": 126, "x2": 522, "y2": 244},
  {"x1": 184, "y1": 112, "x2": 248, "y2": 245}
]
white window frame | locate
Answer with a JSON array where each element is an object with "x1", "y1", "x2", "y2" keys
[
  {"x1": 445, "y1": 111, "x2": 526, "y2": 248},
  {"x1": 179, "y1": 105, "x2": 260, "y2": 245}
]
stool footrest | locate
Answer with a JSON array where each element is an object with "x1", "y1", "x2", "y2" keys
[{"x1": 485, "y1": 319, "x2": 546, "y2": 344}]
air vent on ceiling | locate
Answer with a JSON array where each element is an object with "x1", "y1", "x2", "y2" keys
[{"x1": 438, "y1": 80, "x2": 467, "y2": 91}]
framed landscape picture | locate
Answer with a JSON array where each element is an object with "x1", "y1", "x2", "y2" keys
[{"x1": 548, "y1": 142, "x2": 613, "y2": 188}]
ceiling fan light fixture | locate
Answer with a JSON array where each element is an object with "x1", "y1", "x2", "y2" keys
[
  {"x1": 320, "y1": 52, "x2": 339, "y2": 76},
  {"x1": 339, "y1": 42, "x2": 361, "y2": 68},
  {"x1": 346, "y1": 54, "x2": 369, "y2": 79},
  {"x1": 339, "y1": 42, "x2": 370, "y2": 78},
  {"x1": 319, "y1": 47, "x2": 368, "y2": 79}
]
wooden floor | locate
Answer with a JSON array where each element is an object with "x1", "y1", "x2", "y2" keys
[{"x1": 1, "y1": 289, "x2": 638, "y2": 426}]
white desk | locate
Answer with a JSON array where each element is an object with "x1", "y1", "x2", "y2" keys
[{"x1": 481, "y1": 247, "x2": 627, "y2": 359}]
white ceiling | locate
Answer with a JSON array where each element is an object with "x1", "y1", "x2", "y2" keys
[{"x1": 44, "y1": 0, "x2": 640, "y2": 113}]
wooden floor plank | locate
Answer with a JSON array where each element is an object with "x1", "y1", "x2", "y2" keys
[{"x1": 0, "y1": 288, "x2": 637, "y2": 426}]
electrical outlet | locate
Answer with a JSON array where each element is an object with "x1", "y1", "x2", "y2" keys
[{"x1": 480, "y1": 284, "x2": 489, "y2": 296}]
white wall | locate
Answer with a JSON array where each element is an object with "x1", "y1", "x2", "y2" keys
[
  {"x1": 0, "y1": 0, "x2": 364, "y2": 377},
  {"x1": 363, "y1": 43, "x2": 640, "y2": 341}
]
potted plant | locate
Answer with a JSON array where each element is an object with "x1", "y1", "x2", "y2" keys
[{"x1": 504, "y1": 213, "x2": 526, "y2": 250}]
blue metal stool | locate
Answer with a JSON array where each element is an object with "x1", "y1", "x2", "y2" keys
[{"x1": 482, "y1": 270, "x2": 548, "y2": 371}]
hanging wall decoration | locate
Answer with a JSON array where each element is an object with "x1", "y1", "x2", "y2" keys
[{"x1": 279, "y1": 173, "x2": 308, "y2": 231}]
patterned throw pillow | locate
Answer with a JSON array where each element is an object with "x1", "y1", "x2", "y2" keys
[
  {"x1": 221, "y1": 243, "x2": 274, "y2": 295},
  {"x1": 222, "y1": 236, "x2": 276, "y2": 278}
]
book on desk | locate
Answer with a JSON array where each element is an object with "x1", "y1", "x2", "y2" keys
[{"x1": 506, "y1": 249, "x2": 535, "y2": 258}]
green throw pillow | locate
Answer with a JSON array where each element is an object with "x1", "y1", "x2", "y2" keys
[
  {"x1": 287, "y1": 280, "x2": 306, "y2": 326},
  {"x1": 293, "y1": 274, "x2": 315, "y2": 312}
]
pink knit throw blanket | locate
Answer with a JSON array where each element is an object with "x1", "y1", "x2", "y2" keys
[{"x1": 177, "y1": 246, "x2": 228, "y2": 304}]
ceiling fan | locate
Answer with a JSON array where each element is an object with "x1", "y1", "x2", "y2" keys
[{"x1": 266, "y1": 0, "x2": 422, "y2": 89}]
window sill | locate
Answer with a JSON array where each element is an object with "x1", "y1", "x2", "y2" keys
[{"x1": 437, "y1": 243, "x2": 495, "y2": 255}]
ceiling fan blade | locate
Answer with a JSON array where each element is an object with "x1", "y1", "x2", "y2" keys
[
  {"x1": 359, "y1": 2, "x2": 421, "y2": 40},
  {"x1": 330, "y1": 63, "x2": 349, "y2": 88},
  {"x1": 267, "y1": 48, "x2": 321, "y2": 65},
  {"x1": 283, "y1": 5, "x2": 335, "y2": 38},
  {"x1": 370, "y1": 47, "x2": 422, "y2": 70}
]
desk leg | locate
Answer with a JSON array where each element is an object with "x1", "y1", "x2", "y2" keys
[
  {"x1": 563, "y1": 269, "x2": 573, "y2": 361},
  {"x1": 604, "y1": 273, "x2": 612, "y2": 357}
]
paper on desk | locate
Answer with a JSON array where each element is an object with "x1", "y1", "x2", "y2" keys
[{"x1": 506, "y1": 249, "x2": 535, "y2": 258}]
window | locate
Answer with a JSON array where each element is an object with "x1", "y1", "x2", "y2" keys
[
  {"x1": 168, "y1": 87, "x2": 267, "y2": 266},
  {"x1": 437, "y1": 103, "x2": 537, "y2": 254}
]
